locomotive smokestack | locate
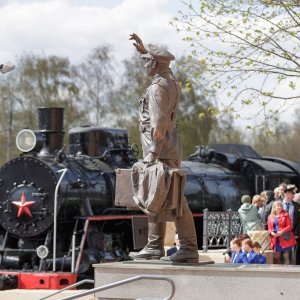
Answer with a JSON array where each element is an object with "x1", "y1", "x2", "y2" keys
[{"x1": 37, "y1": 107, "x2": 64, "y2": 156}]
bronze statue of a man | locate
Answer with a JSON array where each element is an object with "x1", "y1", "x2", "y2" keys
[{"x1": 129, "y1": 33, "x2": 199, "y2": 263}]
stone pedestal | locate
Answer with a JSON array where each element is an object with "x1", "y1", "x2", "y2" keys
[{"x1": 94, "y1": 261, "x2": 300, "y2": 300}]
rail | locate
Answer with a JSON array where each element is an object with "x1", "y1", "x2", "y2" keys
[
  {"x1": 39, "y1": 279, "x2": 94, "y2": 300},
  {"x1": 203, "y1": 209, "x2": 273, "y2": 254},
  {"x1": 56, "y1": 275, "x2": 175, "y2": 300},
  {"x1": 261, "y1": 232, "x2": 271, "y2": 254}
]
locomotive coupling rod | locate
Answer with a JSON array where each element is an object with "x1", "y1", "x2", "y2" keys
[{"x1": 53, "y1": 168, "x2": 68, "y2": 272}]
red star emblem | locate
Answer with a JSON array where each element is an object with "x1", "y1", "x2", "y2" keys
[{"x1": 12, "y1": 192, "x2": 35, "y2": 218}]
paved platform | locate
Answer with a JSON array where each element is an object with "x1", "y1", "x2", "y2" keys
[
  {"x1": 198, "y1": 249, "x2": 225, "y2": 263},
  {"x1": 0, "y1": 289, "x2": 94, "y2": 300},
  {"x1": 0, "y1": 250, "x2": 277, "y2": 300},
  {"x1": 94, "y1": 261, "x2": 300, "y2": 300}
]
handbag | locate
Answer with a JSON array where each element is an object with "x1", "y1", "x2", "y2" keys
[{"x1": 282, "y1": 231, "x2": 291, "y2": 241}]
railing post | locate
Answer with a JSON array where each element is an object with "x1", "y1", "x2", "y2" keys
[
  {"x1": 202, "y1": 209, "x2": 242, "y2": 251},
  {"x1": 202, "y1": 208, "x2": 208, "y2": 252},
  {"x1": 53, "y1": 168, "x2": 68, "y2": 272},
  {"x1": 227, "y1": 209, "x2": 232, "y2": 251}
]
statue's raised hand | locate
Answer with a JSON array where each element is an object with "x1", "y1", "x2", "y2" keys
[{"x1": 129, "y1": 33, "x2": 147, "y2": 54}]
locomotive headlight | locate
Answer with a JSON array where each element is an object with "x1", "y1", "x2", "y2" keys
[
  {"x1": 36, "y1": 245, "x2": 49, "y2": 259},
  {"x1": 16, "y1": 129, "x2": 44, "y2": 153}
]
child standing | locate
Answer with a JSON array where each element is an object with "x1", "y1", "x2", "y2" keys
[
  {"x1": 230, "y1": 238, "x2": 249, "y2": 264},
  {"x1": 242, "y1": 238, "x2": 260, "y2": 264},
  {"x1": 252, "y1": 241, "x2": 267, "y2": 264}
]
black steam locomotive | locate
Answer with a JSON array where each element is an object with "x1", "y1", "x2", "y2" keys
[{"x1": 0, "y1": 107, "x2": 299, "y2": 290}]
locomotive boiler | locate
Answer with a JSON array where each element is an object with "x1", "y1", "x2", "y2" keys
[
  {"x1": 0, "y1": 107, "x2": 299, "y2": 290},
  {"x1": 0, "y1": 108, "x2": 134, "y2": 238}
]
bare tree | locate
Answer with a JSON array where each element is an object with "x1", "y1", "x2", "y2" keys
[
  {"x1": 0, "y1": 54, "x2": 86, "y2": 163},
  {"x1": 74, "y1": 46, "x2": 115, "y2": 125}
]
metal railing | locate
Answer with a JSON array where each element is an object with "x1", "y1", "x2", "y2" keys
[
  {"x1": 53, "y1": 168, "x2": 68, "y2": 271},
  {"x1": 202, "y1": 209, "x2": 243, "y2": 252},
  {"x1": 261, "y1": 233, "x2": 271, "y2": 254},
  {"x1": 56, "y1": 275, "x2": 175, "y2": 300},
  {"x1": 39, "y1": 279, "x2": 94, "y2": 300}
]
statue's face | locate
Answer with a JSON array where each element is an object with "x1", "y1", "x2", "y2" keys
[{"x1": 143, "y1": 58, "x2": 156, "y2": 77}]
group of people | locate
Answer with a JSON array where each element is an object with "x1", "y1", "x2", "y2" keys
[
  {"x1": 230, "y1": 234, "x2": 266, "y2": 264},
  {"x1": 237, "y1": 183, "x2": 300, "y2": 265}
]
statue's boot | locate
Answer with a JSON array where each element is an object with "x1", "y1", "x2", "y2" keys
[
  {"x1": 129, "y1": 217, "x2": 166, "y2": 260},
  {"x1": 161, "y1": 203, "x2": 198, "y2": 263}
]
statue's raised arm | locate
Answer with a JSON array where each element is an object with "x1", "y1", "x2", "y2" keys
[{"x1": 129, "y1": 33, "x2": 147, "y2": 54}]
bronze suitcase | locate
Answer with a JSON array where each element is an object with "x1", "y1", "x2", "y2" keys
[{"x1": 114, "y1": 168, "x2": 138, "y2": 208}]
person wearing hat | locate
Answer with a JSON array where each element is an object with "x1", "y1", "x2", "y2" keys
[
  {"x1": 128, "y1": 33, "x2": 198, "y2": 263},
  {"x1": 282, "y1": 184, "x2": 300, "y2": 264},
  {"x1": 238, "y1": 195, "x2": 263, "y2": 233}
]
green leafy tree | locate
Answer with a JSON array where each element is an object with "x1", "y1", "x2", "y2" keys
[
  {"x1": 174, "y1": 56, "x2": 218, "y2": 157},
  {"x1": 172, "y1": 0, "x2": 300, "y2": 132}
]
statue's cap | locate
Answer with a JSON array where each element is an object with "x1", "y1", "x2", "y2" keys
[{"x1": 141, "y1": 47, "x2": 175, "y2": 63}]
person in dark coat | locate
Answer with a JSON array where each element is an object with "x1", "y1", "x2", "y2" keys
[
  {"x1": 277, "y1": 183, "x2": 287, "y2": 201},
  {"x1": 282, "y1": 184, "x2": 300, "y2": 264},
  {"x1": 261, "y1": 190, "x2": 275, "y2": 229}
]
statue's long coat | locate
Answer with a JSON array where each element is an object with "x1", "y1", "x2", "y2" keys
[{"x1": 138, "y1": 71, "x2": 182, "y2": 163}]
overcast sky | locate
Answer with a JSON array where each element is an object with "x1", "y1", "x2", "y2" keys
[
  {"x1": 0, "y1": 0, "x2": 298, "y2": 128},
  {"x1": 0, "y1": 0, "x2": 188, "y2": 63}
]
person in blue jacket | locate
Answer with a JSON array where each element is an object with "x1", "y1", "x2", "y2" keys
[
  {"x1": 252, "y1": 241, "x2": 267, "y2": 264},
  {"x1": 166, "y1": 233, "x2": 179, "y2": 256},
  {"x1": 242, "y1": 238, "x2": 261, "y2": 264},
  {"x1": 230, "y1": 238, "x2": 249, "y2": 264}
]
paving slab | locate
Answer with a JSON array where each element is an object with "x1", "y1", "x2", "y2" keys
[{"x1": 0, "y1": 289, "x2": 94, "y2": 300}]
